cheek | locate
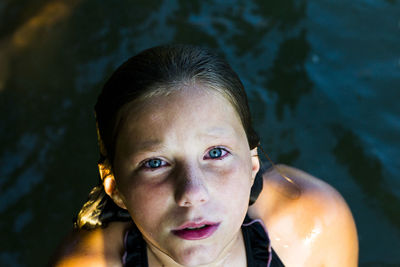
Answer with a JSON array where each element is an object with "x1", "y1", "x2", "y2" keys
[
  {"x1": 212, "y1": 157, "x2": 253, "y2": 201},
  {"x1": 117, "y1": 179, "x2": 173, "y2": 226},
  {"x1": 212, "y1": 162, "x2": 252, "y2": 229}
]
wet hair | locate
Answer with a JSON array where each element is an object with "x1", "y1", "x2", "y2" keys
[
  {"x1": 75, "y1": 44, "x2": 261, "y2": 229},
  {"x1": 96, "y1": 44, "x2": 259, "y2": 164}
]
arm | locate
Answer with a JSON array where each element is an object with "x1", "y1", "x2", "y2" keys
[
  {"x1": 50, "y1": 221, "x2": 131, "y2": 267},
  {"x1": 311, "y1": 187, "x2": 358, "y2": 267},
  {"x1": 249, "y1": 164, "x2": 358, "y2": 266}
]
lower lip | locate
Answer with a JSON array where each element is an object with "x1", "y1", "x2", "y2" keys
[{"x1": 172, "y1": 224, "x2": 220, "y2": 240}]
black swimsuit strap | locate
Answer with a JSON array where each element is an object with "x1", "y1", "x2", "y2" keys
[
  {"x1": 123, "y1": 223, "x2": 148, "y2": 267},
  {"x1": 123, "y1": 215, "x2": 285, "y2": 267},
  {"x1": 242, "y1": 215, "x2": 285, "y2": 267}
]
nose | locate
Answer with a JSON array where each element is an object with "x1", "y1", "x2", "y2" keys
[{"x1": 174, "y1": 165, "x2": 210, "y2": 207}]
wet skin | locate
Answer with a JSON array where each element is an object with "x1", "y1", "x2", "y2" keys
[
  {"x1": 52, "y1": 85, "x2": 358, "y2": 266},
  {"x1": 52, "y1": 166, "x2": 358, "y2": 266},
  {"x1": 109, "y1": 85, "x2": 259, "y2": 266}
]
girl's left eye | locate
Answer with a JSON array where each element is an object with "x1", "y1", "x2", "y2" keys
[
  {"x1": 204, "y1": 147, "x2": 229, "y2": 160},
  {"x1": 142, "y1": 158, "x2": 166, "y2": 169}
]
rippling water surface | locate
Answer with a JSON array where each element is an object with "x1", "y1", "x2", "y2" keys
[{"x1": 0, "y1": 0, "x2": 399, "y2": 266}]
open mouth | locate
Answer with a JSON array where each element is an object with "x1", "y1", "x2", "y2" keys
[
  {"x1": 185, "y1": 225, "x2": 208, "y2": 230},
  {"x1": 172, "y1": 223, "x2": 220, "y2": 240}
]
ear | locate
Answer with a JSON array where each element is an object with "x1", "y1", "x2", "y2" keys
[
  {"x1": 98, "y1": 162, "x2": 127, "y2": 210},
  {"x1": 250, "y1": 147, "x2": 260, "y2": 185}
]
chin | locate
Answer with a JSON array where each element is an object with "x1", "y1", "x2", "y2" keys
[{"x1": 173, "y1": 245, "x2": 219, "y2": 267}]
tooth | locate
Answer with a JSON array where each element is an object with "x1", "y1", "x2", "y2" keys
[{"x1": 185, "y1": 225, "x2": 207, "y2": 230}]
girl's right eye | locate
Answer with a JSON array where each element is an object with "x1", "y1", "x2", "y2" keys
[{"x1": 142, "y1": 158, "x2": 167, "y2": 169}]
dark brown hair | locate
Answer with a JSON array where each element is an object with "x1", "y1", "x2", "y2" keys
[
  {"x1": 95, "y1": 44, "x2": 259, "y2": 166},
  {"x1": 75, "y1": 45, "x2": 261, "y2": 229}
]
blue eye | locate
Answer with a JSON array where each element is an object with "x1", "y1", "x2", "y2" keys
[
  {"x1": 206, "y1": 147, "x2": 229, "y2": 159},
  {"x1": 144, "y1": 159, "x2": 163, "y2": 169},
  {"x1": 209, "y1": 148, "x2": 222, "y2": 158}
]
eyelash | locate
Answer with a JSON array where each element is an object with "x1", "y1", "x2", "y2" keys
[
  {"x1": 139, "y1": 147, "x2": 230, "y2": 170},
  {"x1": 203, "y1": 146, "x2": 230, "y2": 160},
  {"x1": 141, "y1": 158, "x2": 168, "y2": 170}
]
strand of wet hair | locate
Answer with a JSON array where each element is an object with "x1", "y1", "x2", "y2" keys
[{"x1": 258, "y1": 145, "x2": 302, "y2": 198}]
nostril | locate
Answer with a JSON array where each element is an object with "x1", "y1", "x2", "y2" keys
[
  {"x1": 182, "y1": 200, "x2": 191, "y2": 207},
  {"x1": 175, "y1": 179, "x2": 210, "y2": 207}
]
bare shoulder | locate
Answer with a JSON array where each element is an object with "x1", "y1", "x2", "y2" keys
[
  {"x1": 50, "y1": 221, "x2": 132, "y2": 267},
  {"x1": 248, "y1": 164, "x2": 358, "y2": 267}
]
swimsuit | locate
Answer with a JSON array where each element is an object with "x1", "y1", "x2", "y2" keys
[{"x1": 122, "y1": 215, "x2": 285, "y2": 267}]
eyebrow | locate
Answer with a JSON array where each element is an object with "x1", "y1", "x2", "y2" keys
[
  {"x1": 198, "y1": 126, "x2": 236, "y2": 139},
  {"x1": 133, "y1": 139, "x2": 164, "y2": 153}
]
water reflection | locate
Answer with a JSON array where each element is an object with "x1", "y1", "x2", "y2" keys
[
  {"x1": 226, "y1": 0, "x2": 307, "y2": 56},
  {"x1": 0, "y1": 0, "x2": 399, "y2": 266},
  {"x1": 11, "y1": 1, "x2": 80, "y2": 49},
  {"x1": 332, "y1": 125, "x2": 400, "y2": 229},
  {"x1": 277, "y1": 148, "x2": 300, "y2": 165},
  {"x1": 0, "y1": 0, "x2": 82, "y2": 92},
  {"x1": 263, "y1": 30, "x2": 312, "y2": 120},
  {"x1": 252, "y1": 0, "x2": 306, "y2": 30}
]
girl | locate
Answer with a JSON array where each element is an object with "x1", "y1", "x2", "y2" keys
[{"x1": 52, "y1": 45, "x2": 358, "y2": 266}]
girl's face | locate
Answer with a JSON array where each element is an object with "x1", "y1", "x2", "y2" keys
[{"x1": 112, "y1": 85, "x2": 259, "y2": 266}]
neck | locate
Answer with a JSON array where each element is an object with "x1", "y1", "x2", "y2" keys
[{"x1": 146, "y1": 230, "x2": 247, "y2": 267}]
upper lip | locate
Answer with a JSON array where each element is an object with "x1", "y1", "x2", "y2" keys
[{"x1": 173, "y1": 220, "x2": 219, "y2": 231}]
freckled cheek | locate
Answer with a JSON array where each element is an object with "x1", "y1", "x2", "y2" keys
[{"x1": 120, "y1": 181, "x2": 173, "y2": 225}]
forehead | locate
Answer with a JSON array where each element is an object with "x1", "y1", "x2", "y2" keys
[{"x1": 115, "y1": 85, "x2": 246, "y2": 150}]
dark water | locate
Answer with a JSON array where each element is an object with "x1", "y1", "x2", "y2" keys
[{"x1": 0, "y1": 0, "x2": 399, "y2": 266}]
